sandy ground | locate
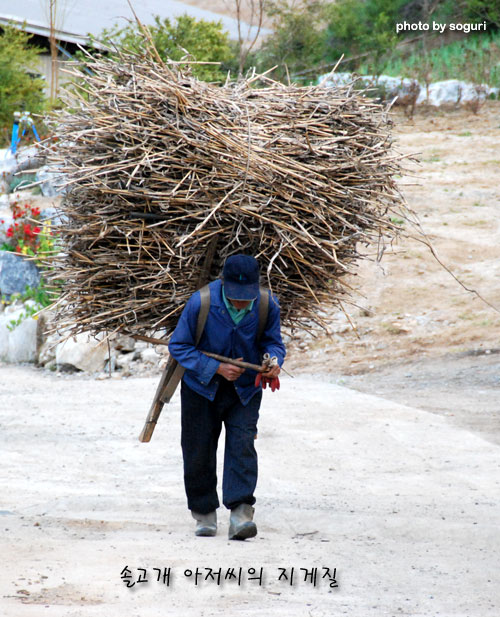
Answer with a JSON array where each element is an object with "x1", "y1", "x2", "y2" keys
[
  {"x1": 1, "y1": 102, "x2": 499, "y2": 616},
  {"x1": 286, "y1": 101, "x2": 500, "y2": 445},
  {"x1": 288, "y1": 101, "x2": 500, "y2": 374},
  {"x1": 1, "y1": 364, "x2": 499, "y2": 617}
]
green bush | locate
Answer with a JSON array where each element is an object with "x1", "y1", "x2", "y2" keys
[
  {"x1": 0, "y1": 26, "x2": 46, "y2": 136},
  {"x1": 464, "y1": 0, "x2": 500, "y2": 27},
  {"x1": 255, "y1": 1, "x2": 326, "y2": 81},
  {"x1": 95, "y1": 15, "x2": 233, "y2": 82},
  {"x1": 324, "y1": 0, "x2": 405, "y2": 73}
]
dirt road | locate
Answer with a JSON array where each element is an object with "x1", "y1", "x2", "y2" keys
[{"x1": 1, "y1": 364, "x2": 499, "y2": 617}]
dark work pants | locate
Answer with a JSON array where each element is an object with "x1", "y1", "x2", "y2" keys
[{"x1": 180, "y1": 378, "x2": 262, "y2": 514}]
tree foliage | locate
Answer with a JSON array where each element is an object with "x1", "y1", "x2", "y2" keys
[
  {"x1": 255, "y1": 0, "x2": 408, "y2": 79},
  {"x1": 97, "y1": 15, "x2": 233, "y2": 82},
  {"x1": 324, "y1": 0, "x2": 405, "y2": 72},
  {"x1": 255, "y1": 1, "x2": 326, "y2": 81},
  {"x1": 0, "y1": 26, "x2": 46, "y2": 132},
  {"x1": 463, "y1": 0, "x2": 500, "y2": 28}
]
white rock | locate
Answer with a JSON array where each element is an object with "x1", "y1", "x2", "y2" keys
[
  {"x1": 0, "y1": 315, "x2": 8, "y2": 358},
  {"x1": 0, "y1": 149, "x2": 17, "y2": 182},
  {"x1": 55, "y1": 332, "x2": 109, "y2": 372},
  {"x1": 36, "y1": 166, "x2": 63, "y2": 197},
  {"x1": 319, "y1": 72, "x2": 499, "y2": 107},
  {"x1": 5, "y1": 302, "x2": 22, "y2": 315},
  {"x1": 115, "y1": 351, "x2": 138, "y2": 370},
  {"x1": 38, "y1": 333, "x2": 59, "y2": 366},
  {"x1": 318, "y1": 71, "x2": 354, "y2": 87},
  {"x1": 0, "y1": 308, "x2": 38, "y2": 363},
  {"x1": 15, "y1": 145, "x2": 43, "y2": 173},
  {"x1": 104, "y1": 354, "x2": 117, "y2": 372},
  {"x1": 8, "y1": 317, "x2": 38, "y2": 362},
  {"x1": 319, "y1": 72, "x2": 419, "y2": 94},
  {"x1": 378, "y1": 75, "x2": 417, "y2": 92},
  {"x1": 417, "y1": 79, "x2": 495, "y2": 105},
  {"x1": 112, "y1": 334, "x2": 136, "y2": 352},
  {"x1": 140, "y1": 347, "x2": 161, "y2": 364}
]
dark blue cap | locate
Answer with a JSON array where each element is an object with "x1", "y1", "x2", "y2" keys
[{"x1": 223, "y1": 255, "x2": 260, "y2": 300}]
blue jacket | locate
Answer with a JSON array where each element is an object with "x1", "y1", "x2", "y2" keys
[{"x1": 168, "y1": 279, "x2": 286, "y2": 405}]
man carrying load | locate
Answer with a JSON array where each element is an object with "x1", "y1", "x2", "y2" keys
[{"x1": 168, "y1": 254, "x2": 285, "y2": 540}]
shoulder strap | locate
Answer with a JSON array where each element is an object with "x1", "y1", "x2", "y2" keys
[
  {"x1": 257, "y1": 286, "x2": 269, "y2": 341},
  {"x1": 160, "y1": 284, "x2": 211, "y2": 405},
  {"x1": 195, "y1": 284, "x2": 211, "y2": 345}
]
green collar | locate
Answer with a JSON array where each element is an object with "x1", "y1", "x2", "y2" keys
[{"x1": 222, "y1": 286, "x2": 255, "y2": 324}]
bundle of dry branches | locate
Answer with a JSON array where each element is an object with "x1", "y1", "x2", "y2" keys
[{"x1": 46, "y1": 49, "x2": 408, "y2": 339}]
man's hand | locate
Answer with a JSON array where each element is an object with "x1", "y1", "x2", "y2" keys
[
  {"x1": 256, "y1": 355, "x2": 281, "y2": 392},
  {"x1": 255, "y1": 368, "x2": 281, "y2": 392},
  {"x1": 261, "y1": 364, "x2": 281, "y2": 379},
  {"x1": 261, "y1": 353, "x2": 281, "y2": 379},
  {"x1": 216, "y1": 358, "x2": 245, "y2": 382}
]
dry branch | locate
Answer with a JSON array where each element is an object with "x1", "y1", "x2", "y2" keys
[{"x1": 45, "y1": 48, "x2": 408, "y2": 338}]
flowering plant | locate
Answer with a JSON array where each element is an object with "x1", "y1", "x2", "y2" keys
[
  {"x1": 1, "y1": 202, "x2": 41, "y2": 254},
  {"x1": 1, "y1": 202, "x2": 61, "y2": 330},
  {"x1": 1, "y1": 202, "x2": 58, "y2": 265}
]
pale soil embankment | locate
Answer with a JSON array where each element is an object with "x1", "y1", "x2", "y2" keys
[{"x1": 287, "y1": 102, "x2": 500, "y2": 443}]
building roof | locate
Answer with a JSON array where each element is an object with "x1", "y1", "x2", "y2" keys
[{"x1": 0, "y1": 0, "x2": 269, "y2": 45}]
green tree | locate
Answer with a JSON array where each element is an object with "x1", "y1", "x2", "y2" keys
[
  {"x1": 464, "y1": 0, "x2": 500, "y2": 28},
  {"x1": 324, "y1": 0, "x2": 405, "y2": 74},
  {"x1": 0, "y1": 26, "x2": 46, "y2": 135},
  {"x1": 255, "y1": 1, "x2": 327, "y2": 81},
  {"x1": 98, "y1": 15, "x2": 233, "y2": 82}
]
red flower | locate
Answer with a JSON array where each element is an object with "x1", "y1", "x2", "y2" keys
[
  {"x1": 6, "y1": 228, "x2": 13, "y2": 237},
  {"x1": 15, "y1": 245, "x2": 21, "y2": 253},
  {"x1": 23, "y1": 223, "x2": 32, "y2": 236},
  {"x1": 31, "y1": 207, "x2": 41, "y2": 216},
  {"x1": 33, "y1": 226, "x2": 41, "y2": 234}
]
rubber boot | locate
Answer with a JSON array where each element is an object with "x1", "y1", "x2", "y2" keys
[
  {"x1": 228, "y1": 504, "x2": 257, "y2": 540},
  {"x1": 191, "y1": 510, "x2": 217, "y2": 537}
]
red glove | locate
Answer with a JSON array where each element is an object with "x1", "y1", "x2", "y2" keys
[
  {"x1": 270, "y1": 376, "x2": 280, "y2": 392},
  {"x1": 255, "y1": 373, "x2": 280, "y2": 392}
]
